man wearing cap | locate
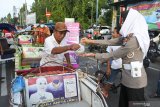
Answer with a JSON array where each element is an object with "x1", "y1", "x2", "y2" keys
[{"x1": 40, "y1": 22, "x2": 80, "y2": 68}]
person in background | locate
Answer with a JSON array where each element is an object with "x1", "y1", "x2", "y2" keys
[
  {"x1": 40, "y1": 22, "x2": 80, "y2": 70},
  {"x1": 101, "y1": 26, "x2": 122, "y2": 98},
  {"x1": 80, "y1": 8, "x2": 150, "y2": 107},
  {"x1": 35, "y1": 20, "x2": 51, "y2": 44}
]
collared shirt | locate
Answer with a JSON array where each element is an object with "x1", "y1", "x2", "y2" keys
[{"x1": 40, "y1": 34, "x2": 67, "y2": 66}]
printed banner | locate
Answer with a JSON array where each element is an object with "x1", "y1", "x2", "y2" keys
[
  {"x1": 128, "y1": 1, "x2": 160, "y2": 30},
  {"x1": 26, "y1": 13, "x2": 36, "y2": 25},
  {"x1": 65, "y1": 22, "x2": 80, "y2": 68},
  {"x1": 22, "y1": 47, "x2": 44, "y2": 58},
  {"x1": 65, "y1": 22, "x2": 80, "y2": 44},
  {"x1": 25, "y1": 73, "x2": 79, "y2": 107},
  {"x1": 18, "y1": 35, "x2": 33, "y2": 45}
]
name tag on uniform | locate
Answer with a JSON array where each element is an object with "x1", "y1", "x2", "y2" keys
[{"x1": 131, "y1": 61, "x2": 142, "y2": 78}]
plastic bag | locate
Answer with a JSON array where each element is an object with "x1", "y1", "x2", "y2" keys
[
  {"x1": 75, "y1": 44, "x2": 85, "y2": 54},
  {"x1": 12, "y1": 76, "x2": 25, "y2": 93}
]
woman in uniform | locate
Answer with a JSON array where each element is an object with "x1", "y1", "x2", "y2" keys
[{"x1": 80, "y1": 8, "x2": 150, "y2": 107}]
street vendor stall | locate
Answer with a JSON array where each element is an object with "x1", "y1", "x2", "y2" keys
[{"x1": 15, "y1": 31, "x2": 44, "y2": 70}]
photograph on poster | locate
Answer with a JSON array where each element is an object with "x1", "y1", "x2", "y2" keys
[
  {"x1": 27, "y1": 74, "x2": 79, "y2": 106},
  {"x1": 29, "y1": 77, "x2": 54, "y2": 107}
]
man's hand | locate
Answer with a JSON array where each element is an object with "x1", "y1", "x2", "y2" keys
[
  {"x1": 66, "y1": 64, "x2": 75, "y2": 73},
  {"x1": 69, "y1": 44, "x2": 80, "y2": 51},
  {"x1": 80, "y1": 37, "x2": 90, "y2": 44},
  {"x1": 78, "y1": 53, "x2": 95, "y2": 57}
]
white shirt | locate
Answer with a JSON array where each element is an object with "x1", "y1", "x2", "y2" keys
[
  {"x1": 30, "y1": 91, "x2": 54, "y2": 107},
  {"x1": 106, "y1": 46, "x2": 122, "y2": 69},
  {"x1": 40, "y1": 34, "x2": 68, "y2": 66}
]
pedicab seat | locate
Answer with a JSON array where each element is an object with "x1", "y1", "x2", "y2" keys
[{"x1": 0, "y1": 38, "x2": 16, "y2": 59}]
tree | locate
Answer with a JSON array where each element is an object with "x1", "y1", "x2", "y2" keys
[
  {"x1": 7, "y1": 13, "x2": 12, "y2": 23},
  {"x1": 30, "y1": 0, "x2": 112, "y2": 29}
]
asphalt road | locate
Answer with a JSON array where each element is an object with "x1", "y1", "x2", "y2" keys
[{"x1": 0, "y1": 56, "x2": 160, "y2": 107}]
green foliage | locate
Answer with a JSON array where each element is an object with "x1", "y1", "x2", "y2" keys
[
  {"x1": 7, "y1": 13, "x2": 12, "y2": 23},
  {"x1": 30, "y1": 0, "x2": 112, "y2": 29},
  {"x1": 0, "y1": 0, "x2": 112, "y2": 28}
]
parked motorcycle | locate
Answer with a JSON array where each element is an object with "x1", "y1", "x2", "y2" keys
[
  {"x1": 147, "y1": 31, "x2": 160, "y2": 63},
  {"x1": 87, "y1": 29, "x2": 106, "y2": 53},
  {"x1": 143, "y1": 56, "x2": 150, "y2": 68}
]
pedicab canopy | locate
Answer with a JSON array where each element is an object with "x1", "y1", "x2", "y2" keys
[{"x1": 0, "y1": 23, "x2": 17, "y2": 32}]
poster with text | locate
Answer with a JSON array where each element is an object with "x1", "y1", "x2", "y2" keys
[
  {"x1": 65, "y1": 22, "x2": 80, "y2": 44},
  {"x1": 25, "y1": 73, "x2": 79, "y2": 107},
  {"x1": 22, "y1": 47, "x2": 44, "y2": 58},
  {"x1": 65, "y1": 22, "x2": 80, "y2": 68}
]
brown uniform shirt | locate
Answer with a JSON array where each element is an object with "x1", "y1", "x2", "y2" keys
[{"x1": 94, "y1": 36, "x2": 147, "y2": 88}]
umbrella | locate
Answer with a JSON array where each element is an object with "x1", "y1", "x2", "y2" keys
[{"x1": 0, "y1": 23, "x2": 17, "y2": 32}]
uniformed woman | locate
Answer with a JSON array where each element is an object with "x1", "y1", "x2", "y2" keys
[{"x1": 80, "y1": 8, "x2": 150, "y2": 107}]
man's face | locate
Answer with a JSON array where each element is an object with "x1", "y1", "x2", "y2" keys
[
  {"x1": 54, "y1": 31, "x2": 67, "y2": 43},
  {"x1": 39, "y1": 20, "x2": 45, "y2": 28},
  {"x1": 37, "y1": 80, "x2": 47, "y2": 91}
]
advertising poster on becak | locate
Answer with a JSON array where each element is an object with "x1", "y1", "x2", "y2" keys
[
  {"x1": 65, "y1": 22, "x2": 80, "y2": 44},
  {"x1": 22, "y1": 47, "x2": 44, "y2": 58},
  {"x1": 25, "y1": 73, "x2": 79, "y2": 107},
  {"x1": 65, "y1": 22, "x2": 80, "y2": 68},
  {"x1": 128, "y1": 1, "x2": 160, "y2": 30}
]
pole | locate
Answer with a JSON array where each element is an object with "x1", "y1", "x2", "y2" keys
[
  {"x1": 46, "y1": 7, "x2": 48, "y2": 23},
  {"x1": 47, "y1": 17, "x2": 49, "y2": 23},
  {"x1": 96, "y1": 0, "x2": 99, "y2": 27},
  {"x1": 91, "y1": 2, "x2": 93, "y2": 27},
  {"x1": 20, "y1": 13, "x2": 21, "y2": 26},
  {"x1": 25, "y1": 0, "x2": 27, "y2": 25}
]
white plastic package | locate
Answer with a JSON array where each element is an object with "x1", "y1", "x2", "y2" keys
[
  {"x1": 131, "y1": 61, "x2": 142, "y2": 78},
  {"x1": 75, "y1": 44, "x2": 85, "y2": 54}
]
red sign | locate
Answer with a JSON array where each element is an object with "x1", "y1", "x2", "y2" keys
[{"x1": 46, "y1": 12, "x2": 51, "y2": 17}]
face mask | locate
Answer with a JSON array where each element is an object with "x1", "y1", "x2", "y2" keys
[{"x1": 40, "y1": 24, "x2": 45, "y2": 28}]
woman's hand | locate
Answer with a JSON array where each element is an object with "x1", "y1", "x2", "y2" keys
[
  {"x1": 68, "y1": 44, "x2": 80, "y2": 51},
  {"x1": 80, "y1": 37, "x2": 90, "y2": 44},
  {"x1": 78, "y1": 53, "x2": 95, "y2": 57}
]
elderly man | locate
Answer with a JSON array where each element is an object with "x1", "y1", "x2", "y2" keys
[{"x1": 40, "y1": 22, "x2": 80, "y2": 69}]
